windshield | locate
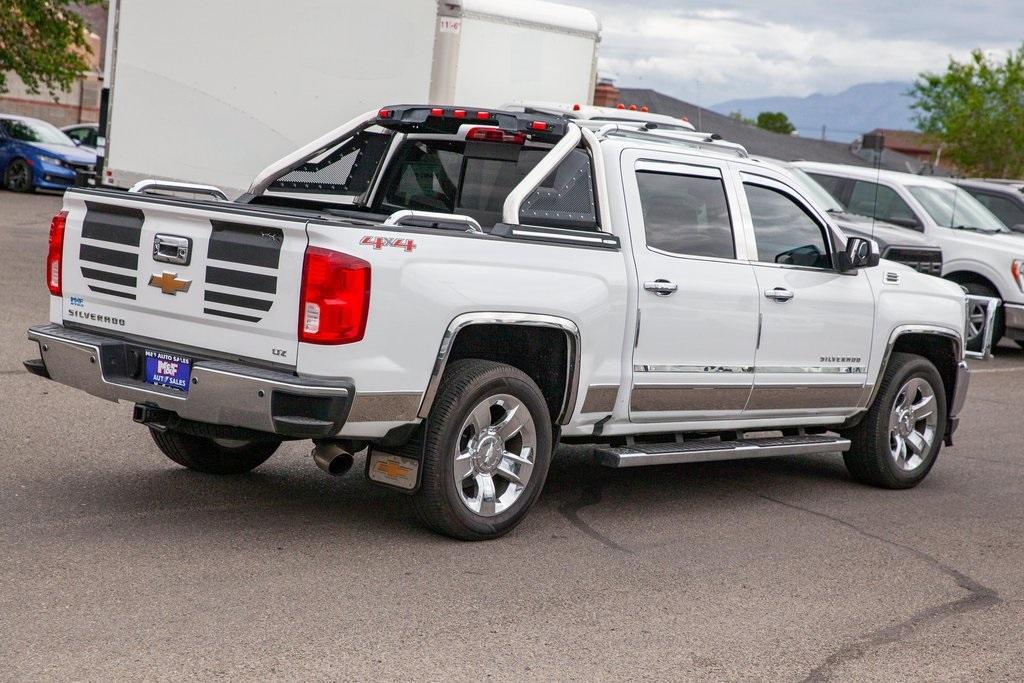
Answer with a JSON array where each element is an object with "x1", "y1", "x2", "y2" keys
[
  {"x1": 0, "y1": 118, "x2": 75, "y2": 146},
  {"x1": 785, "y1": 166, "x2": 845, "y2": 213},
  {"x1": 907, "y1": 185, "x2": 1008, "y2": 233}
]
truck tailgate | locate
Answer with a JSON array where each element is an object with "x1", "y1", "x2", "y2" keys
[{"x1": 58, "y1": 190, "x2": 307, "y2": 366}]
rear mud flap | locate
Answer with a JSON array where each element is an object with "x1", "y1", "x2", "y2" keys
[{"x1": 365, "y1": 424, "x2": 425, "y2": 494}]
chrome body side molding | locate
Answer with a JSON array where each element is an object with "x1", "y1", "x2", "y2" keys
[{"x1": 417, "y1": 312, "x2": 582, "y2": 425}]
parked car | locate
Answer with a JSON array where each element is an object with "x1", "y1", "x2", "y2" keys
[
  {"x1": 950, "y1": 179, "x2": 1024, "y2": 234},
  {"x1": 0, "y1": 115, "x2": 97, "y2": 192},
  {"x1": 756, "y1": 158, "x2": 943, "y2": 277},
  {"x1": 26, "y1": 105, "x2": 970, "y2": 540},
  {"x1": 61, "y1": 122, "x2": 100, "y2": 153},
  {"x1": 795, "y1": 161, "x2": 1024, "y2": 351}
]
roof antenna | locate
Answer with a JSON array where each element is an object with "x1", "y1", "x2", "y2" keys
[{"x1": 863, "y1": 132, "x2": 886, "y2": 239}]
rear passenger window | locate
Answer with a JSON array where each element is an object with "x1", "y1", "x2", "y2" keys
[
  {"x1": 636, "y1": 171, "x2": 735, "y2": 259},
  {"x1": 745, "y1": 184, "x2": 832, "y2": 269}
]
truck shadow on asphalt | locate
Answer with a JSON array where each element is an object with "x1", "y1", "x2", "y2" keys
[{"x1": 61, "y1": 444, "x2": 863, "y2": 545}]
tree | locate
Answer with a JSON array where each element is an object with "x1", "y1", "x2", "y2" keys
[
  {"x1": 755, "y1": 111, "x2": 796, "y2": 135},
  {"x1": 0, "y1": 0, "x2": 104, "y2": 96},
  {"x1": 911, "y1": 46, "x2": 1024, "y2": 177},
  {"x1": 729, "y1": 110, "x2": 755, "y2": 126}
]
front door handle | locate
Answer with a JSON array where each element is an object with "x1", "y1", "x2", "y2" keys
[
  {"x1": 764, "y1": 287, "x2": 795, "y2": 303},
  {"x1": 644, "y1": 279, "x2": 678, "y2": 296}
]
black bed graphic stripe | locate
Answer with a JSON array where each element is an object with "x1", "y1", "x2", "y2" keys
[
  {"x1": 88, "y1": 285, "x2": 136, "y2": 300},
  {"x1": 204, "y1": 290, "x2": 273, "y2": 311},
  {"x1": 208, "y1": 221, "x2": 283, "y2": 268},
  {"x1": 205, "y1": 266, "x2": 277, "y2": 293},
  {"x1": 81, "y1": 201, "x2": 144, "y2": 246},
  {"x1": 80, "y1": 244, "x2": 139, "y2": 270},
  {"x1": 203, "y1": 307, "x2": 262, "y2": 323},
  {"x1": 81, "y1": 267, "x2": 136, "y2": 287}
]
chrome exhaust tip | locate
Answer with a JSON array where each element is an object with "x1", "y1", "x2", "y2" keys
[{"x1": 312, "y1": 442, "x2": 354, "y2": 476}]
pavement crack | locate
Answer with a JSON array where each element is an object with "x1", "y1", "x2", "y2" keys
[
  {"x1": 557, "y1": 473, "x2": 634, "y2": 554},
  {"x1": 743, "y1": 488, "x2": 1000, "y2": 682}
]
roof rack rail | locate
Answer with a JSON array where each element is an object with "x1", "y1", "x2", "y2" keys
[{"x1": 586, "y1": 121, "x2": 749, "y2": 158}]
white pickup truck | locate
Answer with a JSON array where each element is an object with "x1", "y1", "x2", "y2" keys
[
  {"x1": 27, "y1": 104, "x2": 971, "y2": 540},
  {"x1": 795, "y1": 161, "x2": 1024, "y2": 352}
]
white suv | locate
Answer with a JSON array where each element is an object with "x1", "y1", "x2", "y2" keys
[{"x1": 795, "y1": 161, "x2": 1024, "y2": 350}]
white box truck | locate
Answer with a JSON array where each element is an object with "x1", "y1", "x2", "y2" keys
[{"x1": 98, "y1": 0, "x2": 601, "y2": 195}]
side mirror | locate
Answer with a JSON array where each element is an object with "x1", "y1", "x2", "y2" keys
[{"x1": 838, "y1": 236, "x2": 880, "y2": 271}]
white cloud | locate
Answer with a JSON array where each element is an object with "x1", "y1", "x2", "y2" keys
[{"x1": 569, "y1": 3, "x2": 1020, "y2": 104}]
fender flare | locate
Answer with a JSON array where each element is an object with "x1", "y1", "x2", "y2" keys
[
  {"x1": 861, "y1": 323, "x2": 964, "y2": 411},
  {"x1": 416, "y1": 312, "x2": 582, "y2": 425}
]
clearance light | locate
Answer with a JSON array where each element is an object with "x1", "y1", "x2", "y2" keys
[
  {"x1": 640, "y1": 105, "x2": 649, "y2": 112},
  {"x1": 1013, "y1": 260, "x2": 1024, "y2": 292},
  {"x1": 453, "y1": 109, "x2": 467, "y2": 119},
  {"x1": 529, "y1": 121, "x2": 548, "y2": 131},
  {"x1": 430, "y1": 108, "x2": 444, "y2": 117},
  {"x1": 378, "y1": 108, "x2": 393, "y2": 119},
  {"x1": 616, "y1": 103, "x2": 626, "y2": 109},
  {"x1": 628, "y1": 104, "x2": 638, "y2": 111}
]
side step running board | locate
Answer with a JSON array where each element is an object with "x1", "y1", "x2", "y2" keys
[{"x1": 594, "y1": 434, "x2": 851, "y2": 468}]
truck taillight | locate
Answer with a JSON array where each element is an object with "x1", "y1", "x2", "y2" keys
[
  {"x1": 46, "y1": 210, "x2": 68, "y2": 296},
  {"x1": 298, "y1": 247, "x2": 370, "y2": 345}
]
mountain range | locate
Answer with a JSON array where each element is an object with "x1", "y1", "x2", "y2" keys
[{"x1": 711, "y1": 82, "x2": 917, "y2": 142}]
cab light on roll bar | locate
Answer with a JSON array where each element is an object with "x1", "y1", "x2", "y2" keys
[{"x1": 466, "y1": 127, "x2": 525, "y2": 144}]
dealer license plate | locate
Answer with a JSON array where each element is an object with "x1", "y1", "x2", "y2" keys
[{"x1": 143, "y1": 350, "x2": 192, "y2": 393}]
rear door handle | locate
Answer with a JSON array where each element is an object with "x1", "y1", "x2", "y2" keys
[
  {"x1": 644, "y1": 279, "x2": 678, "y2": 296},
  {"x1": 764, "y1": 287, "x2": 795, "y2": 302}
]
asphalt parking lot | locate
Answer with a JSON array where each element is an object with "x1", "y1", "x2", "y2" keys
[{"x1": 2, "y1": 191, "x2": 1024, "y2": 681}]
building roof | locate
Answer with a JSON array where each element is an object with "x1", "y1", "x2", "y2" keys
[{"x1": 617, "y1": 88, "x2": 941, "y2": 175}]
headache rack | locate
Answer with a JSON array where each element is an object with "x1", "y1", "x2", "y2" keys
[{"x1": 247, "y1": 104, "x2": 746, "y2": 245}]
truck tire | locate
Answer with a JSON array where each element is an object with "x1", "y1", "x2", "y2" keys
[
  {"x1": 842, "y1": 352, "x2": 947, "y2": 489},
  {"x1": 962, "y1": 282, "x2": 1004, "y2": 350},
  {"x1": 150, "y1": 428, "x2": 280, "y2": 474},
  {"x1": 412, "y1": 359, "x2": 553, "y2": 541}
]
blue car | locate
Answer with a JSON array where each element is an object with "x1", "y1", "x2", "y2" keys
[{"x1": 0, "y1": 115, "x2": 98, "y2": 192}]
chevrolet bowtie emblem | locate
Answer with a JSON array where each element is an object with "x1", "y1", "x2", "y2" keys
[{"x1": 148, "y1": 271, "x2": 192, "y2": 295}]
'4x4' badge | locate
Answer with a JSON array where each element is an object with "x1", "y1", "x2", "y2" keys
[{"x1": 360, "y1": 235, "x2": 416, "y2": 252}]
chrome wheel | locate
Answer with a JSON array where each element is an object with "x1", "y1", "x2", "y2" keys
[
  {"x1": 453, "y1": 393, "x2": 537, "y2": 517},
  {"x1": 967, "y1": 300, "x2": 986, "y2": 342},
  {"x1": 888, "y1": 377, "x2": 938, "y2": 471}
]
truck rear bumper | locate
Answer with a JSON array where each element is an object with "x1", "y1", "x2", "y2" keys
[{"x1": 26, "y1": 324, "x2": 353, "y2": 439}]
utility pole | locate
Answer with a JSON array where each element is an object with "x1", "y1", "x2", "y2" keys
[{"x1": 821, "y1": 124, "x2": 826, "y2": 141}]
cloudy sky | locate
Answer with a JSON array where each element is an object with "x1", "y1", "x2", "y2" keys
[{"x1": 567, "y1": 0, "x2": 1024, "y2": 105}]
